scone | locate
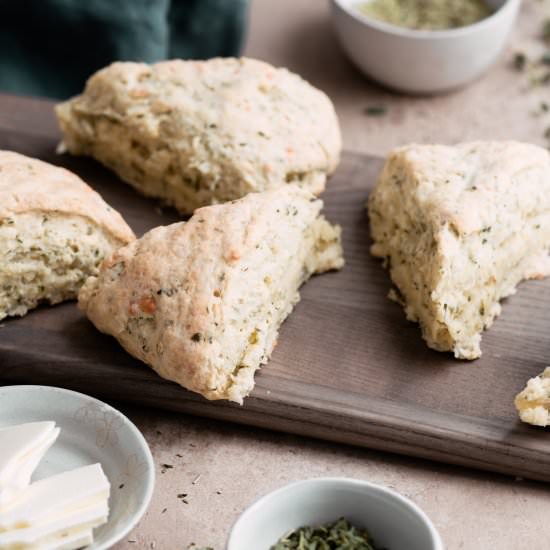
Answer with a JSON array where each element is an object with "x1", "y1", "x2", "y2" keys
[
  {"x1": 78, "y1": 185, "x2": 344, "y2": 403},
  {"x1": 55, "y1": 57, "x2": 342, "y2": 215},
  {"x1": 368, "y1": 141, "x2": 550, "y2": 360},
  {"x1": 515, "y1": 368, "x2": 550, "y2": 427},
  {"x1": 0, "y1": 151, "x2": 135, "y2": 320}
]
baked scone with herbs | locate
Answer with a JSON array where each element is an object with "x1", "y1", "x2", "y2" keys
[
  {"x1": 368, "y1": 141, "x2": 550, "y2": 360},
  {"x1": 515, "y1": 367, "x2": 550, "y2": 427},
  {"x1": 55, "y1": 57, "x2": 341, "y2": 215},
  {"x1": 78, "y1": 185, "x2": 344, "y2": 403},
  {"x1": 0, "y1": 150, "x2": 135, "y2": 320}
]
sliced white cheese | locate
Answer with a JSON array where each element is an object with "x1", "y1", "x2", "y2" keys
[
  {"x1": 0, "y1": 463, "x2": 110, "y2": 544},
  {"x1": 0, "y1": 525, "x2": 95, "y2": 550},
  {"x1": 0, "y1": 500, "x2": 105, "y2": 549},
  {"x1": 0, "y1": 422, "x2": 60, "y2": 508},
  {"x1": 38, "y1": 528, "x2": 93, "y2": 550}
]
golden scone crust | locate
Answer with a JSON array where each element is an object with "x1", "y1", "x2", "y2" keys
[
  {"x1": 56, "y1": 57, "x2": 342, "y2": 214},
  {"x1": 79, "y1": 185, "x2": 344, "y2": 403},
  {"x1": 368, "y1": 141, "x2": 550, "y2": 359},
  {"x1": 0, "y1": 151, "x2": 134, "y2": 243},
  {"x1": 0, "y1": 150, "x2": 135, "y2": 320}
]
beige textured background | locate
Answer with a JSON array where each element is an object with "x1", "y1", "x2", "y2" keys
[{"x1": 113, "y1": 1, "x2": 550, "y2": 549}]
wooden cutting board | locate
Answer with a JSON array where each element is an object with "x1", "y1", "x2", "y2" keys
[{"x1": 2, "y1": 94, "x2": 550, "y2": 482}]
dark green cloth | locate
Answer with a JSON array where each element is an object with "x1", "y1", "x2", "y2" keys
[{"x1": 0, "y1": 0, "x2": 248, "y2": 99}]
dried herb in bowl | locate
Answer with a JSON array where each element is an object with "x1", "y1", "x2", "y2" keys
[
  {"x1": 270, "y1": 517, "x2": 385, "y2": 550},
  {"x1": 356, "y1": 0, "x2": 492, "y2": 31}
]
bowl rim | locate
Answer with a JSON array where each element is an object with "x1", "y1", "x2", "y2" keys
[
  {"x1": 332, "y1": 0, "x2": 520, "y2": 40},
  {"x1": 226, "y1": 476, "x2": 445, "y2": 550}
]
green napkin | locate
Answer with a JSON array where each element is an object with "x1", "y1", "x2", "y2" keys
[{"x1": 0, "y1": 0, "x2": 248, "y2": 99}]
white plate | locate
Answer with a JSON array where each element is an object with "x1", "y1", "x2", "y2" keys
[{"x1": 0, "y1": 385, "x2": 155, "y2": 550}]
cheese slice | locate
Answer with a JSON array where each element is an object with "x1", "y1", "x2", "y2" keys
[
  {"x1": 38, "y1": 528, "x2": 93, "y2": 550},
  {"x1": 0, "y1": 501, "x2": 105, "y2": 549},
  {"x1": 0, "y1": 422, "x2": 60, "y2": 508},
  {"x1": 0, "y1": 524, "x2": 95, "y2": 550},
  {"x1": 0, "y1": 463, "x2": 110, "y2": 549}
]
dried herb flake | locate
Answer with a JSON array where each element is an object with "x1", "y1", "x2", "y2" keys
[
  {"x1": 513, "y1": 52, "x2": 527, "y2": 71},
  {"x1": 365, "y1": 105, "x2": 388, "y2": 117}
]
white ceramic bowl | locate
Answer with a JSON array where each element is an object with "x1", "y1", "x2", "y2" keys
[
  {"x1": 331, "y1": 0, "x2": 521, "y2": 94},
  {"x1": 227, "y1": 477, "x2": 444, "y2": 550},
  {"x1": 0, "y1": 385, "x2": 155, "y2": 550}
]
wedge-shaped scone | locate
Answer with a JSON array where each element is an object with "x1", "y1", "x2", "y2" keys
[
  {"x1": 368, "y1": 141, "x2": 550, "y2": 360},
  {"x1": 515, "y1": 368, "x2": 550, "y2": 427},
  {"x1": 0, "y1": 151, "x2": 134, "y2": 320},
  {"x1": 55, "y1": 57, "x2": 341, "y2": 215},
  {"x1": 79, "y1": 186, "x2": 344, "y2": 403}
]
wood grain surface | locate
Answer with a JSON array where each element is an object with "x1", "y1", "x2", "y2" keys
[{"x1": 2, "y1": 94, "x2": 550, "y2": 482}]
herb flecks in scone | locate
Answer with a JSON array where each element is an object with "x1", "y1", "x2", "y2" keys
[
  {"x1": 0, "y1": 150, "x2": 134, "y2": 320},
  {"x1": 515, "y1": 367, "x2": 550, "y2": 427},
  {"x1": 368, "y1": 141, "x2": 550, "y2": 359},
  {"x1": 78, "y1": 185, "x2": 344, "y2": 403},
  {"x1": 56, "y1": 58, "x2": 341, "y2": 215}
]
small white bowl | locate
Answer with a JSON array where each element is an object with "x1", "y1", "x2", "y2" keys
[
  {"x1": 331, "y1": 0, "x2": 521, "y2": 94},
  {"x1": 227, "y1": 477, "x2": 444, "y2": 550},
  {"x1": 0, "y1": 385, "x2": 155, "y2": 550}
]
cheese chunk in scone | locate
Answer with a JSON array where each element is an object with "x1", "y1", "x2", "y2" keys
[
  {"x1": 78, "y1": 185, "x2": 344, "y2": 403},
  {"x1": 55, "y1": 57, "x2": 341, "y2": 215},
  {"x1": 515, "y1": 367, "x2": 550, "y2": 427},
  {"x1": 368, "y1": 141, "x2": 550, "y2": 360},
  {"x1": 0, "y1": 151, "x2": 135, "y2": 320}
]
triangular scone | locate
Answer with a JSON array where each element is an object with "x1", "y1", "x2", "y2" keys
[
  {"x1": 368, "y1": 141, "x2": 550, "y2": 360},
  {"x1": 0, "y1": 151, "x2": 135, "y2": 320},
  {"x1": 56, "y1": 58, "x2": 341, "y2": 215},
  {"x1": 515, "y1": 367, "x2": 550, "y2": 426},
  {"x1": 78, "y1": 186, "x2": 344, "y2": 403}
]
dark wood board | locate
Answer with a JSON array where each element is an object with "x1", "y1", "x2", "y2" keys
[{"x1": 2, "y1": 94, "x2": 550, "y2": 482}]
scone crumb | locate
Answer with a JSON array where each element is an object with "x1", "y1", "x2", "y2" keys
[{"x1": 515, "y1": 367, "x2": 550, "y2": 426}]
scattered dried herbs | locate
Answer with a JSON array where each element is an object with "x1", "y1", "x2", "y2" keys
[
  {"x1": 270, "y1": 518, "x2": 385, "y2": 550},
  {"x1": 365, "y1": 105, "x2": 388, "y2": 117},
  {"x1": 513, "y1": 52, "x2": 527, "y2": 71},
  {"x1": 192, "y1": 474, "x2": 202, "y2": 485},
  {"x1": 160, "y1": 463, "x2": 174, "y2": 473},
  {"x1": 511, "y1": 17, "x2": 550, "y2": 148}
]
